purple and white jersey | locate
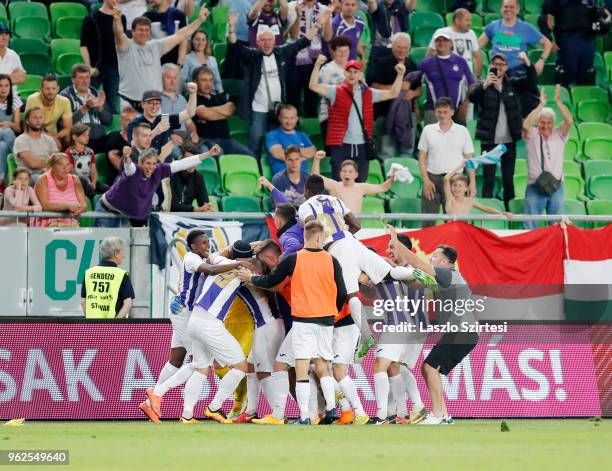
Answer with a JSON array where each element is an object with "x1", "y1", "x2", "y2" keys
[
  {"x1": 298, "y1": 194, "x2": 351, "y2": 245},
  {"x1": 248, "y1": 12, "x2": 284, "y2": 47},
  {"x1": 330, "y1": 15, "x2": 365, "y2": 60},
  {"x1": 194, "y1": 256, "x2": 242, "y2": 321},
  {"x1": 418, "y1": 53, "x2": 475, "y2": 109},
  {"x1": 237, "y1": 285, "x2": 276, "y2": 328},
  {"x1": 375, "y1": 280, "x2": 427, "y2": 330},
  {"x1": 177, "y1": 251, "x2": 205, "y2": 312}
]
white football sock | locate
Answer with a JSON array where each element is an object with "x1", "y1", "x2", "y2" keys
[
  {"x1": 334, "y1": 379, "x2": 351, "y2": 412},
  {"x1": 309, "y1": 378, "x2": 320, "y2": 420},
  {"x1": 339, "y1": 375, "x2": 365, "y2": 416},
  {"x1": 245, "y1": 373, "x2": 259, "y2": 415},
  {"x1": 349, "y1": 296, "x2": 370, "y2": 339},
  {"x1": 182, "y1": 370, "x2": 207, "y2": 419},
  {"x1": 374, "y1": 372, "x2": 389, "y2": 419},
  {"x1": 146, "y1": 362, "x2": 179, "y2": 405},
  {"x1": 154, "y1": 363, "x2": 194, "y2": 397},
  {"x1": 209, "y1": 368, "x2": 246, "y2": 411},
  {"x1": 319, "y1": 376, "x2": 336, "y2": 411},
  {"x1": 400, "y1": 365, "x2": 424, "y2": 409},
  {"x1": 387, "y1": 389, "x2": 397, "y2": 417},
  {"x1": 389, "y1": 374, "x2": 407, "y2": 418},
  {"x1": 271, "y1": 371, "x2": 289, "y2": 420},
  {"x1": 296, "y1": 380, "x2": 310, "y2": 421},
  {"x1": 259, "y1": 376, "x2": 272, "y2": 409}
]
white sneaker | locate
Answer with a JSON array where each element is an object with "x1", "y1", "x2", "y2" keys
[
  {"x1": 443, "y1": 416, "x2": 454, "y2": 425},
  {"x1": 418, "y1": 414, "x2": 445, "y2": 425}
]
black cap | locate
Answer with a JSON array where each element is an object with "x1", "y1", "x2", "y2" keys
[
  {"x1": 0, "y1": 23, "x2": 10, "y2": 35},
  {"x1": 142, "y1": 90, "x2": 162, "y2": 102},
  {"x1": 232, "y1": 240, "x2": 253, "y2": 259}
]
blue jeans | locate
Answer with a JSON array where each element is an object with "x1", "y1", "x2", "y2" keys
[
  {"x1": 94, "y1": 199, "x2": 129, "y2": 228},
  {"x1": 203, "y1": 138, "x2": 253, "y2": 157},
  {"x1": 524, "y1": 183, "x2": 564, "y2": 230},
  {"x1": 248, "y1": 111, "x2": 270, "y2": 159},
  {"x1": 0, "y1": 127, "x2": 16, "y2": 181},
  {"x1": 92, "y1": 63, "x2": 120, "y2": 114}
]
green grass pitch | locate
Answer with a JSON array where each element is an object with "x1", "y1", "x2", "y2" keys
[{"x1": 1, "y1": 419, "x2": 609, "y2": 470}]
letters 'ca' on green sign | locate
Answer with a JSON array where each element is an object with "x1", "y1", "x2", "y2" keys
[{"x1": 44, "y1": 240, "x2": 96, "y2": 301}]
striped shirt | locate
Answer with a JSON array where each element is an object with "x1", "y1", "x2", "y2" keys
[
  {"x1": 376, "y1": 279, "x2": 428, "y2": 331},
  {"x1": 237, "y1": 285, "x2": 276, "y2": 328},
  {"x1": 298, "y1": 194, "x2": 352, "y2": 245},
  {"x1": 194, "y1": 261, "x2": 242, "y2": 321},
  {"x1": 177, "y1": 251, "x2": 205, "y2": 312},
  {"x1": 38, "y1": 172, "x2": 79, "y2": 227}
]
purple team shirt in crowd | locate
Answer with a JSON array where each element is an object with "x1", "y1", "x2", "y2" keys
[
  {"x1": 329, "y1": 15, "x2": 365, "y2": 60},
  {"x1": 418, "y1": 53, "x2": 475, "y2": 109}
]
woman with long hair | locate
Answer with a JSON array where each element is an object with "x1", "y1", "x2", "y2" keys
[
  {"x1": 0, "y1": 73, "x2": 21, "y2": 189},
  {"x1": 181, "y1": 30, "x2": 224, "y2": 93}
]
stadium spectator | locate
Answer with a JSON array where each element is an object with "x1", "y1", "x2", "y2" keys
[
  {"x1": 419, "y1": 30, "x2": 474, "y2": 126},
  {"x1": 260, "y1": 145, "x2": 309, "y2": 206},
  {"x1": 167, "y1": 145, "x2": 212, "y2": 213},
  {"x1": 144, "y1": 0, "x2": 188, "y2": 65},
  {"x1": 540, "y1": 0, "x2": 600, "y2": 87},
  {"x1": 60, "y1": 64, "x2": 112, "y2": 153},
  {"x1": 418, "y1": 97, "x2": 475, "y2": 227},
  {"x1": 227, "y1": 11, "x2": 321, "y2": 158},
  {"x1": 443, "y1": 160, "x2": 512, "y2": 218},
  {"x1": 161, "y1": 64, "x2": 199, "y2": 144},
  {"x1": 387, "y1": 232, "x2": 478, "y2": 425},
  {"x1": 0, "y1": 74, "x2": 20, "y2": 190},
  {"x1": 181, "y1": 30, "x2": 224, "y2": 94},
  {"x1": 367, "y1": 32, "x2": 420, "y2": 158},
  {"x1": 274, "y1": 203, "x2": 304, "y2": 256},
  {"x1": 94, "y1": 144, "x2": 220, "y2": 227},
  {"x1": 193, "y1": 67, "x2": 254, "y2": 156},
  {"x1": 468, "y1": 52, "x2": 524, "y2": 208},
  {"x1": 13, "y1": 108, "x2": 59, "y2": 183},
  {"x1": 479, "y1": 0, "x2": 552, "y2": 77},
  {"x1": 81, "y1": 237, "x2": 135, "y2": 319},
  {"x1": 80, "y1": 0, "x2": 128, "y2": 113},
  {"x1": 266, "y1": 105, "x2": 315, "y2": 175},
  {"x1": 105, "y1": 106, "x2": 138, "y2": 183},
  {"x1": 66, "y1": 124, "x2": 108, "y2": 199},
  {"x1": 329, "y1": 0, "x2": 365, "y2": 61},
  {"x1": 522, "y1": 87, "x2": 573, "y2": 230},
  {"x1": 34, "y1": 153, "x2": 87, "y2": 228},
  {"x1": 0, "y1": 23, "x2": 25, "y2": 95},
  {"x1": 25, "y1": 75, "x2": 73, "y2": 148},
  {"x1": 112, "y1": 4, "x2": 209, "y2": 111},
  {"x1": 127, "y1": 84, "x2": 198, "y2": 154},
  {"x1": 172, "y1": 0, "x2": 196, "y2": 17},
  {"x1": 317, "y1": 35, "x2": 351, "y2": 143},
  {"x1": 1, "y1": 168, "x2": 42, "y2": 226},
  {"x1": 286, "y1": 0, "x2": 333, "y2": 118},
  {"x1": 129, "y1": 123, "x2": 156, "y2": 160},
  {"x1": 368, "y1": 0, "x2": 415, "y2": 58},
  {"x1": 248, "y1": 0, "x2": 289, "y2": 47},
  {"x1": 427, "y1": 8, "x2": 483, "y2": 79},
  {"x1": 311, "y1": 151, "x2": 394, "y2": 213},
  {"x1": 309, "y1": 55, "x2": 405, "y2": 182}
]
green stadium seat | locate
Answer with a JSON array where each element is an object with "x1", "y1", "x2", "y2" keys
[
  {"x1": 9, "y1": 2, "x2": 48, "y2": 28},
  {"x1": 221, "y1": 195, "x2": 261, "y2": 213},
  {"x1": 79, "y1": 197, "x2": 94, "y2": 228},
  {"x1": 484, "y1": 0, "x2": 503, "y2": 12},
  {"x1": 261, "y1": 195, "x2": 274, "y2": 212},
  {"x1": 90, "y1": 3, "x2": 103, "y2": 14},
  {"x1": 14, "y1": 17, "x2": 51, "y2": 41},
  {"x1": 584, "y1": 160, "x2": 612, "y2": 196},
  {"x1": 593, "y1": 52, "x2": 607, "y2": 87},
  {"x1": 49, "y1": 2, "x2": 88, "y2": 24},
  {"x1": 570, "y1": 85, "x2": 607, "y2": 109},
  {"x1": 197, "y1": 158, "x2": 221, "y2": 196},
  {"x1": 227, "y1": 115, "x2": 248, "y2": 133},
  {"x1": 298, "y1": 117, "x2": 320, "y2": 137},
  {"x1": 309, "y1": 133, "x2": 324, "y2": 150},
  {"x1": 214, "y1": 22, "x2": 227, "y2": 43},
  {"x1": 213, "y1": 43, "x2": 227, "y2": 65},
  {"x1": 212, "y1": 6, "x2": 229, "y2": 25},
  {"x1": 9, "y1": 38, "x2": 48, "y2": 54},
  {"x1": 0, "y1": 4, "x2": 6, "y2": 25},
  {"x1": 7, "y1": 153, "x2": 16, "y2": 185},
  {"x1": 229, "y1": 130, "x2": 248, "y2": 146},
  {"x1": 306, "y1": 156, "x2": 332, "y2": 178},
  {"x1": 514, "y1": 159, "x2": 528, "y2": 176},
  {"x1": 360, "y1": 197, "x2": 386, "y2": 228},
  {"x1": 578, "y1": 122, "x2": 612, "y2": 139},
  {"x1": 222, "y1": 79, "x2": 243, "y2": 104},
  {"x1": 565, "y1": 125, "x2": 581, "y2": 161},
  {"x1": 541, "y1": 85, "x2": 572, "y2": 108},
  {"x1": 415, "y1": 0, "x2": 446, "y2": 13},
  {"x1": 413, "y1": 25, "x2": 440, "y2": 47},
  {"x1": 513, "y1": 174, "x2": 528, "y2": 198},
  {"x1": 484, "y1": 13, "x2": 502, "y2": 24},
  {"x1": 260, "y1": 154, "x2": 273, "y2": 181},
  {"x1": 355, "y1": 10, "x2": 371, "y2": 46},
  {"x1": 564, "y1": 199, "x2": 589, "y2": 229},
  {"x1": 472, "y1": 197, "x2": 507, "y2": 229},
  {"x1": 56, "y1": 75, "x2": 72, "y2": 90},
  {"x1": 208, "y1": 195, "x2": 220, "y2": 212},
  {"x1": 409, "y1": 12, "x2": 444, "y2": 34},
  {"x1": 588, "y1": 175, "x2": 612, "y2": 200},
  {"x1": 576, "y1": 100, "x2": 609, "y2": 123},
  {"x1": 507, "y1": 197, "x2": 524, "y2": 228},
  {"x1": 55, "y1": 53, "x2": 85, "y2": 76},
  {"x1": 94, "y1": 153, "x2": 112, "y2": 186},
  {"x1": 18, "y1": 53, "x2": 50, "y2": 77},
  {"x1": 17, "y1": 75, "x2": 43, "y2": 100},
  {"x1": 563, "y1": 175, "x2": 584, "y2": 200},
  {"x1": 562, "y1": 160, "x2": 581, "y2": 177},
  {"x1": 367, "y1": 160, "x2": 384, "y2": 185},
  {"x1": 605, "y1": 51, "x2": 612, "y2": 81},
  {"x1": 54, "y1": 17, "x2": 84, "y2": 39},
  {"x1": 583, "y1": 137, "x2": 612, "y2": 161},
  {"x1": 389, "y1": 198, "x2": 422, "y2": 228},
  {"x1": 523, "y1": 0, "x2": 543, "y2": 14},
  {"x1": 586, "y1": 200, "x2": 612, "y2": 228},
  {"x1": 522, "y1": 13, "x2": 539, "y2": 28},
  {"x1": 107, "y1": 114, "x2": 121, "y2": 133},
  {"x1": 51, "y1": 39, "x2": 82, "y2": 72},
  {"x1": 219, "y1": 154, "x2": 261, "y2": 195},
  {"x1": 409, "y1": 46, "x2": 428, "y2": 64}
]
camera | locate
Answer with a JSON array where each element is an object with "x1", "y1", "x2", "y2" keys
[{"x1": 490, "y1": 67, "x2": 498, "y2": 76}]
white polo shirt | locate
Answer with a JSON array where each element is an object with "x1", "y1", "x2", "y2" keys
[
  {"x1": 418, "y1": 121, "x2": 474, "y2": 175},
  {"x1": 0, "y1": 48, "x2": 24, "y2": 96}
]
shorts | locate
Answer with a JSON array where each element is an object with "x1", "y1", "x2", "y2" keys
[
  {"x1": 292, "y1": 321, "x2": 334, "y2": 361},
  {"x1": 376, "y1": 332, "x2": 426, "y2": 369},
  {"x1": 332, "y1": 324, "x2": 360, "y2": 364},
  {"x1": 275, "y1": 328, "x2": 295, "y2": 367},
  {"x1": 330, "y1": 237, "x2": 392, "y2": 293},
  {"x1": 188, "y1": 306, "x2": 246, "y2": 369},
  {"x1": 247, "y1": 319, "x2": 285, "y2": 373},
  {"x1": 170, "y1": 311, "x2": 192, "y2": 352},
  {"x1": 424, "y1": 332, "x2": 479, "y2": 376}
]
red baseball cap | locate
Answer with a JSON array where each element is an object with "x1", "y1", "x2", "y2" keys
[{"x1": 344, "y1": 60, "x2": 362, "y2": 71}]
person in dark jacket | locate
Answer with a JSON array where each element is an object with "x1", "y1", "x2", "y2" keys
[
  {"x1": 227, "y1": 11, "x2": 322, "y2": 158},
  {"x1": 167, "y1": 146, "x2": 211, "y2": 213},
  {"x1": 469, "y1": 52, "x2": 527, "y2": 208}
]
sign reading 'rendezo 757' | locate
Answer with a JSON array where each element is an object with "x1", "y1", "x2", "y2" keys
[{"x1": 0, "y1": 228, "x2": 130, "y2": 317}]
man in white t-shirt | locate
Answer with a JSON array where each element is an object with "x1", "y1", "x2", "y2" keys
[
  {"x1": 427, "y1": 8, "x2": 482, "y2": 78},
  {"x1": 0, "y1": 23, "x2": 25, "y2": 99},
  {"x1": 418, "y1": 97, "x2": 475, "y2": 227}
]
